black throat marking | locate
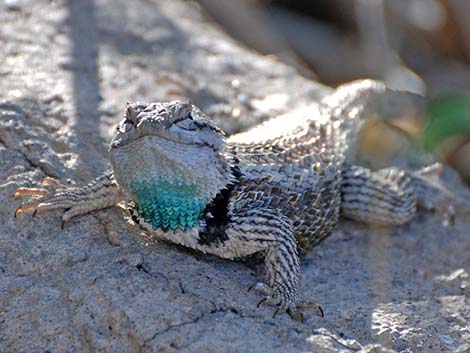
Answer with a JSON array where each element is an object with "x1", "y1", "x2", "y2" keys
[{"x1": 198, "y1": 159, "x2": 242, "y2": 246}]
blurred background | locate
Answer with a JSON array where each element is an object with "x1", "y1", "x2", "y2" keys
[{"x1": 198, "y1": 0, "x2": 470, "y2": 183}]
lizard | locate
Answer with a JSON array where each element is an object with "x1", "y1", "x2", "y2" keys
[{"x1": 13, "y1": 79, "x2": 468, "y2": 321}]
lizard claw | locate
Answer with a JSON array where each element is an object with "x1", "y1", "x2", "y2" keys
[
  {"x1": 257, "y1": 297, "x2": 267, "y2": 308},
  {"x1": 272, "y1": 307, "x2": 282, "y2": 319},
  {"x1": 13, "y1": 181, "x2": 73, "y2": 227},
  {"x1": 274, "y1": 300, "x2": 323, "y2": 322},
  {"x1": 13, "y1": 171, "x2": 120, "y2": 228},
  {"x1": 40, "y1": 177, "x2": 63, "y2": 189},
  {"x1": 251, "y1": 282, "x2": 302, "y2": 321},
  {"x1": 413, "y1": 164, "x2": 470, "y2": 226},
  {"x1": 250, "y1": 281, "x2": 323, "y2": 321},
  {"x1": 13, "y1": 178, "x2": 62, "y2": 201},
  {"x1": 257, "y1": 295, "x2": 293, "y2": 319},
  {"x1": 418, "y1": 163, "x2": 444, "y2": 179},
  {"x1": 13, "y1": 187, "x2": 50, "y2": 199},
  {"x1": 297, "y1": 299, "x2": 324, "y2": 318},
  {"x1": 13, "y1": 183, "x2": 57, "y2": 218},
  {"x1": 286, "y1": 307, "x2": 303, "y2": 322},
  {"x1": 440, "y1": 204, "x2": 455, "y2": 227}
]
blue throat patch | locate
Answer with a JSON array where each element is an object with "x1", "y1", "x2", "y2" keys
[{"x1": 130, "y1": 180, "x2": 206, "y2": 231}]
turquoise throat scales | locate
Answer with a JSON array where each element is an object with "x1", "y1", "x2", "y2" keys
[{"x1": 130, "y1": 180, "x2": 207, "y2": 231}]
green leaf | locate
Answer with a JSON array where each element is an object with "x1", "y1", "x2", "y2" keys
[{"x1": 422, "y1": 95, "x2": 470, "y2": 152}]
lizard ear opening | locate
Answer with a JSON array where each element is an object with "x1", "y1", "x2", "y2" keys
[{"x1": 174, "y1": 118, "x2": 198, "y2": 131}]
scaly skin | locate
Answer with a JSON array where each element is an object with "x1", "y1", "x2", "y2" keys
[{"x1": 14, "y1": 80, "x2": 469, "y2": 321}]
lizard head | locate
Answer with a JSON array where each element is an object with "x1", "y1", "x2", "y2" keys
[
  {"x1": 109, "y1": 101, "x2": 236, "y2": 231},
  {"x1": 110, "y1": 101, "x2": 226, "y2": 150}
]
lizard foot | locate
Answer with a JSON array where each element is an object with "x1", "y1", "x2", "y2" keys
[
  {"x1": 13, "y1": 178, "x2": 81, "y2": 229},
  {"x1": 413, "y1": 163, "x2": 470, "y2": 226},
  {"x1": 13, "y1": 172, "x2": 121, "y2": 228},
  {"x1": 14, "y1": 177, "x2": 63, "y2": 200},
  {"x1": 14, "y1": 177, "x2": 62, "y2": 215},
  {"x1": 249, "y1": 282, "x2": 323, "y2": 322}
]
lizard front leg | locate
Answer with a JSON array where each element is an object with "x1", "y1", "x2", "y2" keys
[
  {"x1": 14, "y1": 171, "x2": 123, "y2": 228},
  {"x1": 198, "y1": 207, "x2": 308, "y2": 320}
]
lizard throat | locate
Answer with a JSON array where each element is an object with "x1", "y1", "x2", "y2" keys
[
  {"x1": 118, "y1": 135, "x2": 239, "y2": 232},
  {"x1": 130, "y1": 179, "x2": 207, "y2": 231},
  {"x1": 130, "y1": 162, "x2": 241, "y2": 233}
]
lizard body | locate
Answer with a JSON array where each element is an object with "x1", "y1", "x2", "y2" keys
[{"x1": 15, "y1": 80, "x2": 467, "y2": 320}]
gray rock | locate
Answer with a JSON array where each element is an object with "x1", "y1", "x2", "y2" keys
[{"x1": 1, "y1": 1, "x2": 469, "y2": 352}]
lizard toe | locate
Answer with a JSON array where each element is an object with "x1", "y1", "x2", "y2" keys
[
  {"x1": 286, "y1": 307, "x2": 304, "y2": 322},
  {"x1": 297, "y1": 299, "x2": 324, "y2": 318},
  {"x1": 13, "y1": 187, "x2": 50, "y2": 199},
  {"x1": 255, "y1": 285, "x2": 303, "y2": 321}
]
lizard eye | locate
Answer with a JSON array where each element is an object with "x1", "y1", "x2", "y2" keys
[
  {"x1": 117, "y1": 117, "x2": 134, "y2": 133},
  {"x1": 174, "y1": 117, "x2": 198, "y2": 131}
]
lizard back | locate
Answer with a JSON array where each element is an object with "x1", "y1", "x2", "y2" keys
[{"x1": 228, "y1": 103, "x2": 345, "y2": 251}]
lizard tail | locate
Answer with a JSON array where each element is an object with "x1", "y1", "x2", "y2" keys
[
  {"x1": 322, "y1": 79, "x2": 426, "y2": 136},
  {"x1": 320, "y1": 79, "x2": 426, "y2": 161}
]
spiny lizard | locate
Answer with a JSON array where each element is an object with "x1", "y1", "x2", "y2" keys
[{"x1": 14, "y1": 80, "x2": 469, "y2": 321}]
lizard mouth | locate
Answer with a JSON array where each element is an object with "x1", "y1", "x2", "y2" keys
[
  {"x1": 111, "y1": 131, "x2": 218, "y2": 152},
  {"x1": 111, "y1": 130, "x2": 199, "y2": 149}
]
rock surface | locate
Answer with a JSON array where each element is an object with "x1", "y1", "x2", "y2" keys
[{"x1": 1, "y1": 1, "x2": 469, "y2": 352}]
